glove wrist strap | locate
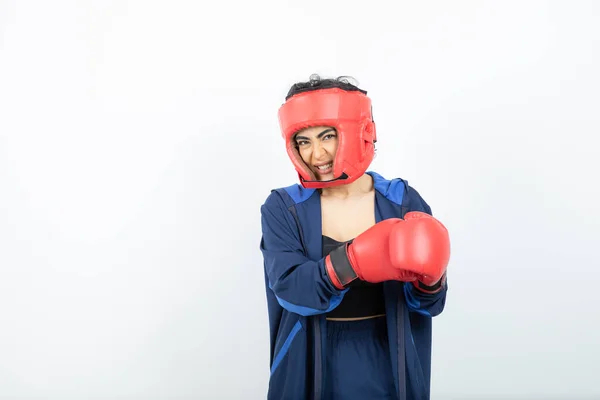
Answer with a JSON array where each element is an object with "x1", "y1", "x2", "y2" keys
[
  {"x1": 325, "y1": 243, "x2": 358, "y2": 289},
  {"x1": 414, "y1": 272, "x2": 447, "y2": 294}
]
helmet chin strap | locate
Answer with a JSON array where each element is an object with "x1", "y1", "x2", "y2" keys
[{"x1": 301, "y1": 172, "x2": 349, "y2": 185}]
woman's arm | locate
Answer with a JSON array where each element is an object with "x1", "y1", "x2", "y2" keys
[{"x1": 260, "y1": 192, "x2": 347, "y2": 316}]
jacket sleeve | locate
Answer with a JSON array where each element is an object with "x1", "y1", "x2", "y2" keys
[
  {"x1": 260, "y1": 192, "x2": 347, "y2": 317},
  {"x1": 401, "y1": 183, "x2": 448, "y2": 317}
]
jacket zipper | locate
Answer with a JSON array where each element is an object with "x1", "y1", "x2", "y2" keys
[
  {"x1": 398, "y1": 207, "x2": 407, "y2": 400},
  {"x1": 313, "y1": 317, "x2": 322, "y2": 400},
  {"x1": 398, "y1": 296, "x2": 406, "y2": 400}
]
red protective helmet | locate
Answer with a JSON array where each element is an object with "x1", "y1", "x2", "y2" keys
[{"x1": 278, "y1": 86, "x2": 377, "y2": 189}]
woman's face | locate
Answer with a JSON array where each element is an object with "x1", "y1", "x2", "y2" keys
[{"x1": 294, "y1": 126, "x2": 338, "y2": 181}]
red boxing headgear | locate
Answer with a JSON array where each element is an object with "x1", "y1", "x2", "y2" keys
[{"x1": 278, "y1": 87, "x2": 377, "y2": 189}]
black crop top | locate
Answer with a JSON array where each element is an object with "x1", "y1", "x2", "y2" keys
[{"x1": 323, "y1": 235, "x2": 385, "y2": 318}]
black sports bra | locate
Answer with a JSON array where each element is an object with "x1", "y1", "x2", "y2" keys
[{"x1": 323, "y1": 235, "x2": 385, "y2": 318}]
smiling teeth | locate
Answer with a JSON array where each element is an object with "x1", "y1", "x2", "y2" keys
[{"x1": 317, "y1": 163, "x2": 332, "y2": 170}]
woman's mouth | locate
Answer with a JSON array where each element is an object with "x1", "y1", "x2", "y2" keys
[{"x1": 315, "y1": 163, "x2": 333, "y2": 175}]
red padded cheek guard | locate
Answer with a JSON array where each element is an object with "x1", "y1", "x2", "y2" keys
[{"x1": 278, "y1": 88, "x2": 376, "y2": 189}]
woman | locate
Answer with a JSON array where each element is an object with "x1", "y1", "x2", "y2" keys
[{"x1": 260, "y1": 75, "x2": 450, "y2": 400}]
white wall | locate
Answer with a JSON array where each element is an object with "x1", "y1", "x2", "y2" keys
[{"x1": 1, "y1": 1, "x2": 598, "y2": 399}]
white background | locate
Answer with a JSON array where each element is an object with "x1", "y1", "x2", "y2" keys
[{"x1": 1, "y1": 1, "x2": 599, "y2": 399}]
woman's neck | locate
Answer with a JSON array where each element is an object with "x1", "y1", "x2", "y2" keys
[{"x1": 320, "y1": 174, "x2": 373, "y2": 199}]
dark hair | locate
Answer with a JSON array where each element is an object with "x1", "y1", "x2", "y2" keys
[{"x1": 285, "y1": 74, "x2": 367, "y2": 100}]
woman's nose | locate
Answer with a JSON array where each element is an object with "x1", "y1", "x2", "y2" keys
[{"x1": 313, "y1": 142, "x2": 326, "y2": 158}]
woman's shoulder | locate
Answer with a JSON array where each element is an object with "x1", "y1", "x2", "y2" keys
[
  {"x1": 261, "y1": 182, "x2": 317, "y2": 210},
  {"x1": 367, "y1": 171, "x2": 431, "y2": 212},
  {"x1": 368, "y1": 171, "x2": 408, "y2": 203},
  {"x1": 260, "y1": 183, "x2": 318, "y2": 232}
]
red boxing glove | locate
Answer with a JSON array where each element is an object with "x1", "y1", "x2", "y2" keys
[
  {"x1": 325, "y1": 212, "x2": 450, "y2": 292},
  {"x1": 389, "y1": 212, "x2": 450, "y2": 292}
]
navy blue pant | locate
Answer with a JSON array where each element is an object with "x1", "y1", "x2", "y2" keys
[{"x1": 324, "y1": 317, "x2": 397, "y2": 400}]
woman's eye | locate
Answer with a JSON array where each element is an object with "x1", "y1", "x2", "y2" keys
[{"x1": 323, "y1": 134, "x2": 336, "y2": 140}]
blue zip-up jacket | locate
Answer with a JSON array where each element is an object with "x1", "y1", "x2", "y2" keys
[{"x1": 259, "y1": 171, "x2": 448, "y2": 400}]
